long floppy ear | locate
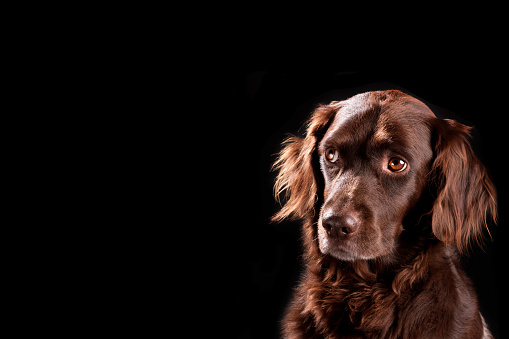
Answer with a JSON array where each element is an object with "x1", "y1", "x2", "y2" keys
[
  {"x1": 430, "y1": 119, "x2": 497, "y2": 253},
  {"x1": 271, "y1": 103, "x2": 339, "y2": 222}
]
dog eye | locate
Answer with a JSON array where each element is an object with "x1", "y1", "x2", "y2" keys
[
  {"x1": 388, "y1": 157, "x2": 407, "y2": 172},
  {"x1": 325, "y1": 148, "x2": 339, "y2": 163}
]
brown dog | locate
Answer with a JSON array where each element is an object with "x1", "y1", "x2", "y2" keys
[{"x1": 272, "y1": 90, "x2": 496, "y2": 338}]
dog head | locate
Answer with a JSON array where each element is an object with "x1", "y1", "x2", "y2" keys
[{"x1": 273, "y1": 90, "x2": 496, "y2": 261}]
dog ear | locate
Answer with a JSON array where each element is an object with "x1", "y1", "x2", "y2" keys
[
  {"x1": 430, "y1": 119, "x2": 497, "y2": 253},
  {"x1": 272, "y1": 103, "x2": 339, "y2": 222}
]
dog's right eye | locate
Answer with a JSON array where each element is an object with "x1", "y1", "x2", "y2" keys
[{"x1": 325, "y1": 148, "x2": 339, "y2": 163}]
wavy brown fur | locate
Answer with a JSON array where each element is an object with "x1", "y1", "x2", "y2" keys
[
  {"x1": 430, "y1": 119, "x2": 497, "y2": 253},
  {"x1": 272, "y1": 103, "x2": 338, "y2": 222}
]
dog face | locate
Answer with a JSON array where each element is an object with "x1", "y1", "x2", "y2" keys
[
  {"x1": 273, "y1": 90, "x2": 496, "y2": 261},
  {"x1": 316, "y1": 92, "x2": 434, "y2": 260}
]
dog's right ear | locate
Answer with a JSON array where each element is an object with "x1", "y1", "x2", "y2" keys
[{"x1": 272, "y1": 102, "x2": 339, "y2": 222}]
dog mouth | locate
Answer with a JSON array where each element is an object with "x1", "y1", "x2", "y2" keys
[
  {"x1": 317, "y1": 222, "x2": 361, "y2": 261},
  {"x1": 323, "y1": 243, "x2": 360, "y2": 261},
  {"x1": 317, "y1": 218, "x2": 389, "y2": 261}
]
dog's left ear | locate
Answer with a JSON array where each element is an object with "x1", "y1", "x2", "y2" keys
[
  {"x1": 430, "y1": 119, "x2": 497, "y2": 253},
  {"x1": 271, "y1": 103, "x2": 339, "y2": 222}
]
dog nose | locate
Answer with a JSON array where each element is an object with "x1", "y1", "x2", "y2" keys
[{"x1": 322, "y1": 213, "x2": 359, "y2": 237}]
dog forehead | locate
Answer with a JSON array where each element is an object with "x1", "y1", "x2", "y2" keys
[
  {"x1": 323, "y1": 93, "x2": 379, "y2": 142},
  {"x1": 322, "y1": 91, "x2": 434, "y2": 147}
]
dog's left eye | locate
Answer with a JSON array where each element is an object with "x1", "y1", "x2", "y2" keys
[
  {"x1": 388, "y1": 157, "x2": 407, "y2": 172},
  {"x1": 325, "y1": 148, "x2": 339, "y2": 163}
]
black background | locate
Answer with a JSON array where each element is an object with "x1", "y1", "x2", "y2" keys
[{"x1": 225, "y1": 69, "x2": 508, "y2": 338}]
